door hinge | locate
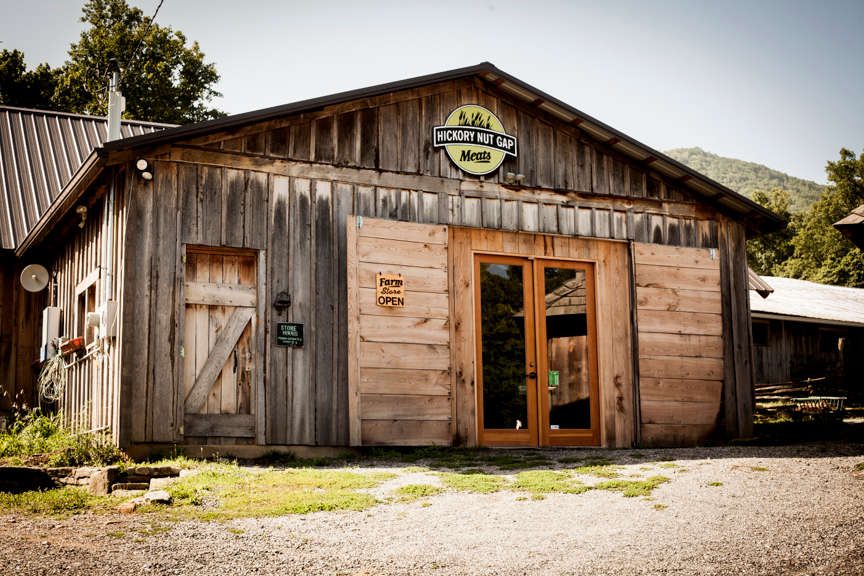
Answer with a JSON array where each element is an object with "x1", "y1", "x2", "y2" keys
[
  {"x1": 357, "y1": 216, "x2": 363, "y2": 228},
  {"x1": 181, "y1": 253, "x2": 187, "y2": 264},
  {"x1": 179, "y1": 345, "x2": 185, "y2": 358}
]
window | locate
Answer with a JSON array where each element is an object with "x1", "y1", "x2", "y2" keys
[
  {"x1": 752, "y1": 321, "x2": 770, "y2": 347},
  {"x1": 75, "y1": 269, "x2": 100, "y2": 345}
]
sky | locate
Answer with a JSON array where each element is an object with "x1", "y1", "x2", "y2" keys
[{"x1": 2, "y1": 0, "x2": 863, "y2": 184}]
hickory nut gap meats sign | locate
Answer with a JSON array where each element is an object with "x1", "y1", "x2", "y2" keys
[{"x1": 432, "y1": 105, "x2": 518, "y2": 176}]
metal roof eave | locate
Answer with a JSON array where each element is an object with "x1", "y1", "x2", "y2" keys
[{"x1": 99, "y1": 62, "x2": 784, "y2": 233}]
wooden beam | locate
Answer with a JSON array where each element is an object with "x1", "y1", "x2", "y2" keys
[{"x1": 184, "y1": 307, "x2": 254, "y2": 412}]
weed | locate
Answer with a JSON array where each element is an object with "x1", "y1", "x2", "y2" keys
[
  {"x1": 653, "y1": 503, "x2": 668, "y2": 511},
  {"x1": 437, "y1": 471, "x2": 506, "y2": 494},
  {"x1": 512, "y1": 470, "x2": 589, "y2": 494},
  {"x1": 394, "y1": 484, "x2": 443, "y2": 502},
  {"x1": 530, "y1": 494, "x2": 546, "y2": 501},
  {"x1": 594, "y1": 475, "x2": 670, "y2": 497},
  {"x1": 402, "y1": 466, "x2": 431, "y2": 473},
  {"x1": 227, "y1": 527, "x2": 245, "y2": 535},
  {"x1": 750, "y1": 466, "x2": 769, "y2": 472},
  {"x1": 0, "y1": 487, "x2": 111, "y2": 517},
  {"x1": 420, "y1": 501, "x2": 432, "y2": 508},
  {"x1": 515, "y1": 496, "x2": 528, "y2": 501},
  {"x1": 571, "y1": 464, "x2": 621, "y2": 479},
  {"x1": 855, "y1": 462, "x2": 864, "y2": 471},
  {"x1": 106, "y1": 530, "x2": 125, "y2": 538},
  {"x1": 657, "y1": 462, "x2": 681, "y2": 469},
  {"x1": 708, "y1": 481, "x2": 723, "y2": 487}
]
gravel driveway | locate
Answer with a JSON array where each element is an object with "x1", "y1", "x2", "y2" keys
[{"x1": 2, "y1": 443, "x2": 863, "y2": 576}]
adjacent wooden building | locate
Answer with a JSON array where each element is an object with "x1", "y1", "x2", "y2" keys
[{"x1": 8, "y1": 63, "x2": 783, "y2": 451}]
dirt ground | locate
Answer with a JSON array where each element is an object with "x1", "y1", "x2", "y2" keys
[{"x1": 2, "y1": 442, "x2": 864, "y2": 576}]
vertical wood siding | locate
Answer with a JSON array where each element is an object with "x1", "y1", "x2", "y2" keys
[{"x1": 0, "y1": 255, "x2": 42, "y2": 416}]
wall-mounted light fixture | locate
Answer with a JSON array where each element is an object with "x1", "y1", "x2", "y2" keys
[
  {"x1": 75, "y1": 205, "x2": 88, "y2": 228},
  {"x1": 504, "y1": 172, "x2": 527, "y2": 186},
  {"x1": 273, "y1": 291, "x2": 291, "y2": 312},
  {"x1": 136, "y1": 158, "x2": 153, "y2": 181}
]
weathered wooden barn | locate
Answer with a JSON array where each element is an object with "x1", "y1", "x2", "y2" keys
[
  {"x1": 7, "y1": 63, "x2": 783, "y2": 451},
  {"x1": 0, "y1": 106, "x2": 168, "y2": 426},
  {"x1": 751, "y1": 276, "x2": 864, "y2": 400}
]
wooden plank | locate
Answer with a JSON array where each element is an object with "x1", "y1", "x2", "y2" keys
[
  {"x1": 637, "y1": 309, "x2": 723, "y2": 336},
  {"x1": 120, "y1": 173, "x2": 153, "y2": 445},
  {"x1": 359, "y1": 342, "x2": 449, "y2": 370},
  {"x1": 314, "y1": 116, "x2": 334, "y2": 163},
  {"x1": 450, "y1": 228, "x2": 476, "y2": 446},
  {"x1": 359, "y1": 315, "x2": 449, "y2": 345},
  {"x1": 360, "y1": 394, "x2": 451, "y2": 421},
  {"x1": 357, "y1": 218, "x2": 447, "y2": 244},
  {"x1": 359, "y1": 288, "x2": 448, "y2": 318},
  {"x1": 193, "y1": 255, "x2": 210, "y2": 416},
  {"x1": 638, "y1": 332, "x2": 724, "y2": 358},
  {"x1": 359, "y1": 108, "x2": 378, "y2": 169},
  {"x1": 347, "y1": 215, "x2": 361, "y2": 445},
  {"x1": 314, "y1": 181, "x2": 337, "y2": 445},
  {"x1": 359, "y1": 368, "x2": 450, "y2": 396},
  {"x1": 634, "y1": 243, "x2": 720, "y2": 269},
  {"x1": 220, "y1": 256, "x2": 240, "y2": 416},
  {"x1": 184, "y1": 307, "x2": 254, "y2": 413},
  {"x1": 289, "y1": 178, "x2": 315, "y2": 444},
  {"x1": 639, "y1": 355, "x2": 724, "y2": 380},
  {"x1": 358, "y1": 237, "x2": 446, "y2": 269},
  {"x1": 244, "y1": 171, "x2": 268, "y2": 249},
  {"x1": 361, "y1": 420, "x2": 451, "y2": 446},
  {"x1": 222, "y1": 168, "x2": 246, "y2": 247},
  {"x1": 184, "y1": 414, "x2": 255, "y2": 438},
  {"x1": 636, "y1": 286, "x2": 722, "y2": 314},
  {"x1": 206, "y1": 256, "x2": 225, "y2": 416},
  {"x1": 336, "y1": 111, "x2": 357, "y2": 165},
  {"x1": 639, "y1": 378, "x2": 722, "y2": 404},
  {"x1": 200, "y1": 165, "x2": 222, "y2": 253},
  {"x1": 636, "y1": 264, "x2": 721, "y2": 292},
  {"x1": 255, "y1": 248, "x2": 266, "y2": 444},
  {"x1": 357, "y1": 261, "x2": 447, "y2": 293},
  {"x1": 379, "y1": 103, "x2": 399, "y2": 172},
  {"x1": 332, "y1": 182, "x2": 352, "y2": 446},
  {"x1": 399, "y1": 99, "x2": 420, "y2": 173},
  {"x1": 149, "y1": 162, "x2": 179, "y2": 442},
  {"x1": 290, "y1": 121, "x2": 311, "y2": 161},
  {"x1": 184, "y1": 282, "x2": 256, "y2": 307},
  {"x1": 609, "y1": 242, "x2": 633, "y2": 448},
  {"x1": 178, "y1": 163, "x2": 200, "y2": 244},
  {"x1": 640, "y1": 423, "x2": 716, "y2": 447}
]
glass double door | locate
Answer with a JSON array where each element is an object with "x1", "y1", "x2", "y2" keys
[{"x1": 475, "y1": 255, "x2": 599, "y2": 446}]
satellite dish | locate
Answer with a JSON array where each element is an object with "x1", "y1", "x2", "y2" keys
[{"x1": 20, "y1": 264, "x2": 49, "y2": 292}]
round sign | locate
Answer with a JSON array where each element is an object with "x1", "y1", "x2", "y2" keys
[{"x1": 432, "y1": 105, "x2": 518, "y2": 176}]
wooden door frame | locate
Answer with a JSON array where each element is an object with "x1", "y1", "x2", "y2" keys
[
  {"x1": 474, "y1": 254, "x2": 538, "y2": 447},
  {"x1": 177, "y1": 244, "x2": 266, "y2": 444},
  {"x1": 535, "y1": 258, "x2": 601, "y2": 447},
  {"x1": 474, "y1": 253, "x2": 601, "y2": 447}
]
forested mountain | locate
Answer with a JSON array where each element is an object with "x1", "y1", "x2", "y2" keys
[{"x1": 664, "y1": 147, "x2": 824, "y2": 212}]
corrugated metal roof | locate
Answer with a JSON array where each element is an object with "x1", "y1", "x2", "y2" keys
[
  {"x1": 750, "y1": 276, "x2": 864, "y2": 328},
  {"x1": 0, "y1": 105, "x2": 172, "y2": 250}
]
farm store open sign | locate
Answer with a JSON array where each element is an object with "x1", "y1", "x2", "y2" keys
[{"x1": 376, "y1": 273, "x2": 405, "y2": 307}]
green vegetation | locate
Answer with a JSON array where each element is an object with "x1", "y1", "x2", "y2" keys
[
  {"x1": 0, "y1": 0, "x2": 222, "y2": 123},
  {"x1": 855, "y1": 462, "x2": 864, "y2": 471},
  {"x1": 394, "y1": 484, "x2": 444, "y2": 502},
  {"x1": 0, "y1": 410, "x2": 127, "y2": 467},
  {"x1": 708, "y1": 481, "x2": 723, "y2": 487},
  {"x1": 0, "y1": 487, "x2": 111, "y2": 516},
  {"x1": 570, "y1": 464, "x2": 621, "y2": 478},
  {"x1": 437, "y1": 471, "x2": 506, "y2": 494},
  {"x1": 512, "y1": 470, "x2": 590, "y2": 494},
  {"x1": 653, "y1": 503, "x2": 668, "y2": 511},
  {"x1": 750, "y1": 466, "x2": 769, "y2": 472},
  {"x1": 166, "y1": 465, "x2": 394, "y2": 519},
  {"x1": 657, "y1": 462, "x2": 682, "y2": 469},
  {"x1": 665, "y1": 147, "x2": 824, "y2": 211},
  {"x1": 594, "y1": 476, "x2": 670, "y2": 498}
]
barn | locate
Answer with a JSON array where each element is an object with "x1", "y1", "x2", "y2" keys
[{"x1": 4, "y1": 63, "x2": 783, "y2": 454}]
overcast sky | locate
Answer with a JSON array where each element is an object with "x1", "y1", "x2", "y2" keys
[{"x1": 2, "y1": 0, "x2": 863, "y2": 183}]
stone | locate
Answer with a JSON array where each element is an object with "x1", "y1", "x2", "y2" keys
[
  {"x1": 0, "y1": 467, "x2": 55, "y2": 494},
  {"x1": 88, "y1": 466, "x2": 121, "y2": 496},
  {"x1": 111, "y1": 482, "x2": 150, "y2": 492},
  {"x1": 126, "y1": 466, "x2": 181, "y2": 478},
  {"x1": 45, "y1": 467, "x2": 74, "y2": 479},
  {"x1": 149, "y1": 476, "x2": 177, "y2": 490},
  {"x1": 116, "y1": 499, "x2": 143, "y2": 514},
  {"x1": 73, "y1": 466, "x2": 99, "y2": 480},
  {"x1": 111, "y1": 488, "x2": 147, "y2": 498},
  {"x1": 143, "y1": 490, "x2": 172, "y2": 504},
  {"x1": 178, "y1": 469, "x2": 199, "y2": 478}
]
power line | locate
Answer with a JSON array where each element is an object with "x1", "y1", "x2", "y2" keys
[{"x1": 123, "y1": 0, "x2": 165, "y2": 73}]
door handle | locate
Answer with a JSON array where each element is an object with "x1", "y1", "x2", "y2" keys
[{"x1": 526, "y1": 371, "x2": 537, "y2": 379}]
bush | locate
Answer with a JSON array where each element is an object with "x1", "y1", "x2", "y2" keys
[{"x1": 0, "y1": 410, "x2": 127, "y2": 467}]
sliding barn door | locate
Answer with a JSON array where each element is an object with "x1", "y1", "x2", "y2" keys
[{"x1": 182, "y1": 248, "x2": 259, "y2": 441}]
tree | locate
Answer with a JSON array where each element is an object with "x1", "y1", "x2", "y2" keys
[
  {"x1": 0, "y1": 49, "x2": 60, "y2": 109},
  {"x1": 776, "y1": 148, "x2": 864, "y2": 287},
  {"x1": 1, "y1": 0, "x2": 223, "y2": 124},
  {"x1": 746, "y1": 189, "x2": 795, "y2": 276}
]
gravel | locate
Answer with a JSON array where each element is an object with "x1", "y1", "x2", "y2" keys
[{"x1": 2, "y1": 442, "x2": 864, "y2": 575}]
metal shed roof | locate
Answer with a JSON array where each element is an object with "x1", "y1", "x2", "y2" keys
[
  {"x1": 0, "y1": 105, "x2": 172, "y2": 250},
  {"x1": 750, "y1": 276, "x2": 864, "y2": 328}
]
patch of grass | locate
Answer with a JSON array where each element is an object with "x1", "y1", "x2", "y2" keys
[
  {"x1": 657, "y1": 462, "x2": 681, "y2": 469},
  {"x1": 708, "y1": 481, "x2": 723, "y2": 487},
  {"x1": 750, "y1": 466, "x2": 769, "y2": 472},
  {"x1": 653, "y1": 503, "x2": 668, "y2": 511},
  {"x1": 571, "y1": 464, "x2": 621, "y2": 479},
  {"x1": 0, "y1": 410, "x2": 128, "y2": 467},
  {"x1": 854, "y1": 462, "x2": 864, "y2": 471},
  {"x1": 164, "y1": 464, "x2": 395, "y2": 519},
  {"x1": 0, "y1": 487, "x2": 112, "y2": 517},
  {"x1": 530, "y1": 494, "x2": 546, "y2": 501},
  {"x1": 594, "y1": 475, "x2": 670, "y2": 498},
  {"x1": 402, "y1": 466, "x2": 430, "y2": 473},
  {"x1": 227, "y1": 527, "x2": 245, "y2": 535},
  {"x1": 106, "y1": 530, "x2": 125, "y2": 539},
  {"x1": 394, "y1": 484, "x2": 443, "y2": 502},
  {"x1": 438, "y1": 471, "x2": 506, "y2": 494},
  {"x1": 512, "y1": 470, "x2": 589, "y2": 494}
]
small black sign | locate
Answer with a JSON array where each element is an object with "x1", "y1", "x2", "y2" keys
[{"x1": 276, "y1": 322, "x2": 303, "y2": 347}]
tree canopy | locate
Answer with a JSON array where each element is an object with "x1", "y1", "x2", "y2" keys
[
  {"x1": 0, "y1": 0, "x2": 223, "y2": 124},
  {"x1": 748, "y1": 148, "x2": 864, "y2": 288}
]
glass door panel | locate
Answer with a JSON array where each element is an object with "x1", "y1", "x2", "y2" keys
[{"x1": 476, "y1": 256, "x2": 536, "y2": 446}]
